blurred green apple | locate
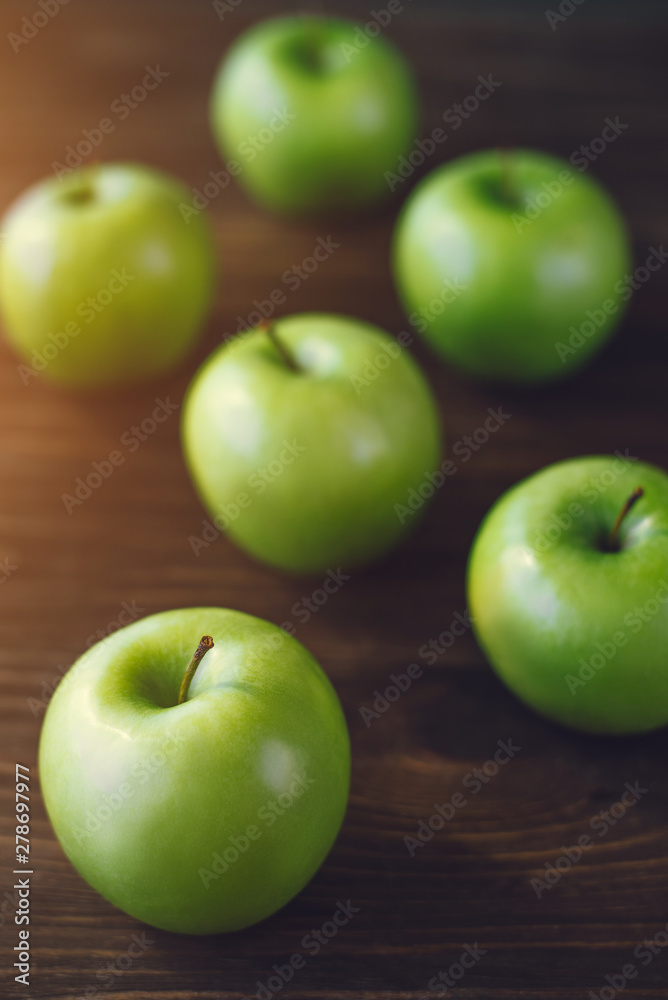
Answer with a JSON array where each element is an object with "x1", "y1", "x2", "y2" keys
[
  {"x1": 182, "y1": 313, "x2": 442, "y2": 573},
  {"x1": 392, "y1": 148, "x2": 632, "y2": 384},
  {"x1": 209, "y1": 14, "x2": 418, "y2": 214},
  {"x1": 468, "y1": 456, "x2": 668, "y2": 733},
  {"x1": 39, "y1": 607, "x2": 350, "y2": 934},
  {"x1": 0, "y1": 163, "x2": 216, "y2": 388}
]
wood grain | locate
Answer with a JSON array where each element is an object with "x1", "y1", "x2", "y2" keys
[{"x1": 1, "y1": 1, "x2": 668, "y2": 997}]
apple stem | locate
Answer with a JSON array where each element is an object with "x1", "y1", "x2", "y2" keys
[
  {"x1": 178, "y1": 635, "x2": 214, "y2": 705},
  {"x1": 497, "y1": 148, "x2": 516, "y2": 205},
  {"x1": 260, "y1": 321, "x2": 301, "y2": 373},
  {"x1": 606, "y1": 487, "x2": 644, "y2": 551}
]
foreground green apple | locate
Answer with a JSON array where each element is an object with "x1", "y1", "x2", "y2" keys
[
  {"x1": 210, "y1": 14, "x2": 418, "y2": 214},
  {"x1": 182, "y1": 313, "x2": 442, "y2": 573},
  {"x1": 467, "y1": 455, "x2": 668, "y2": 733},
  {"x1": 39, "y1": 608, "x2": 350, "y2": 934},
  {"x1": 0, "y1": 163, "x2": 216, "y2": 387},
  {"x1": 393, "y1": 149, "x2": 632, "y2": 383}
]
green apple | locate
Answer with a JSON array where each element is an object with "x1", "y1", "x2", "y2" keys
[
  {"x1": 467, "y1": 455, "x2": 668, "y2": 734},
  {"x1": 181, "y1": 313, "x2": 442, "y2": 574},
  {"x1": 392, "y1": 148, "x2": 632, "y2": 383},
  {"x1": 38, "y1": 607, "x2": 350, "y2": 934},
  {"x1": 209, "y1": 14, "x2": 418, "y2": 214},
  {"x1": 0, "y1": 163, "x2": 216, "y2": 388}
]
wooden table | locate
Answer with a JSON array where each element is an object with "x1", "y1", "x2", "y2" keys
[{"x1": 1, "y1": 1, "x2": 667, "y2": 997}]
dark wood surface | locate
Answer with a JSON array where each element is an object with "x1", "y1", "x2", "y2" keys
[{"x1": 1, "y1": 1, "x2": 668, "y2": 997}]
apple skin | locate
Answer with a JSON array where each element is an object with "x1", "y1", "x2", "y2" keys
[
  {"x1": 209, "y1": 14, "x2": 418, "y2": 215},
  {"x1": 38, "y1": 608, "x2": 350, "y2": 934},
  {"x1": 0, "y1": 163, "x2": 216, "y2": 388},
  {"x1": 181, "y1": 313, "x2": 442, "y2": 574},
  {"x1": 467, "y1": 456, "x2": 668, "y2": 734},
  {"x1": 392, "y1": 149, "x2": 632, "y2": 384}
]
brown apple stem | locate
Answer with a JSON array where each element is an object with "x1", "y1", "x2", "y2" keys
[
  {"x1": 607, "y1": 487, "x2": 644, "y2": 551},
  {"x1": 178, "y1": 635, "x2": 214, "y2": 705},
  {"x1": 497, "y1": 148, "x2": 515, "y2": 205},
  {"x1": 260, "y1": 321, "x2": 301, "y2": 373}
]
